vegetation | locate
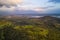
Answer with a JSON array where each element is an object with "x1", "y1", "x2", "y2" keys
[{"x1": 0, "y1": 16, "x2": 60, "y2": 40}]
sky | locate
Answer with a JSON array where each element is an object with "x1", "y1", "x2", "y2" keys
[{"x1": 0, "y1": 0, "x2": 60, "y2": 15}]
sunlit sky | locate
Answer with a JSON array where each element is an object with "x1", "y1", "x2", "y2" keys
[{"x1": 0, "y1": 0, "x2": 60, "y2": 15}]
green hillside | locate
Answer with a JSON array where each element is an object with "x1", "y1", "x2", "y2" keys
[{"x1": 0, "y1": 16, "x2": 60, "y2": 40}]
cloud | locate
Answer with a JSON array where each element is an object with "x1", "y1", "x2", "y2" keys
[
  {"x1": 49, "y1": 0, "x2": 60, "y2": 3},
  {"x1": 0, "y1": 5, "x2": 54, "y2": 14},
  {"x1": 32, "y1": 6, "x2": 54, "y2": 12},
  {"x1": 44, "y1": 8, "x2": 60, "y2": 14},
  {"x1": 0, "y1": 6, "x2": 15, "y2": 11},
  {"x1": 33, "y1": 8, "x2": 45, "y2": 12},
  {"x1": 0, "y1": 0, "x2": 22, "y2": 7}
]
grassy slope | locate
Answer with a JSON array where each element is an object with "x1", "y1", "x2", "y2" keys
[{"x1": 0, "y1": 16, "x2": 60, "y2": 40}]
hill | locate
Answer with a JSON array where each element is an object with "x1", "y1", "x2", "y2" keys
[{"x1": 0, "y1": 16, "x2": 60, "y2": 40}]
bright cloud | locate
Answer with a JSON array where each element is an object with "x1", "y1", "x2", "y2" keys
[
  {"x1": 0, "y1": 0, "x2": 22, "y2": 7},
  {"x1": 0, "y1": 0, "x2": 60, "y2": 14}
]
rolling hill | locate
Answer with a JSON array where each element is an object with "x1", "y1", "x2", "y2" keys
[{"x1": 0, "y1": 16, "x2": 60, "y2": 40}]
